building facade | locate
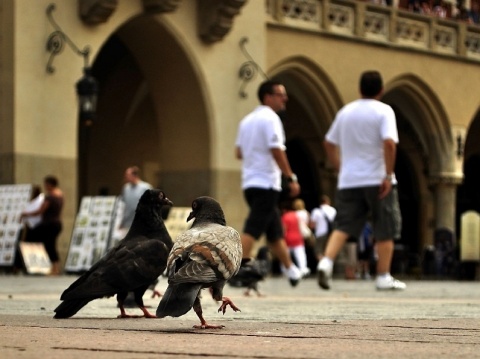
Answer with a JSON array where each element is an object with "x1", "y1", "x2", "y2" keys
[{"x1": 1, "y1": 0, "x2": 479, "y2": 274}]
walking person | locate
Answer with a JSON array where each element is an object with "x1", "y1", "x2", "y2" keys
[
  {"x1": 235, "y1": 80, "x2": 302, "y2": 286},
  {"x1": 310, "y1": 195, "x2": 336, "y2": 262},
  {"x1": 21, "y1": 175, "x2": 64, "y2": 275},
  {"x1": 281, "y1": 203, "x2": 310, "y2": 278},
  {"x1": 119, "y1": 166, "x2": 153, "y2": 234},
  {"x1": 317, "y1": 70, "x2": 406, "y2": 291}
]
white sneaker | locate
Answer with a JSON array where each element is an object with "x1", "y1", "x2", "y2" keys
[
  {"x1": 317, "y1": 258, "x2": 333, "y2": 290},
  {"x1": 286, "y1": 264, "x2": 302, "y2": 287},
  {"x1": 300, "y1": 267, "x2": 311, "y2": 277},
  {"x1": 376, "y1": 275, "x2": 406, "y2": 290}
]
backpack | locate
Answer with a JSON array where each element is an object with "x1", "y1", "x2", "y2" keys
[{"x1": 322, "y1": 209, "x2": 333, "y2": 236}]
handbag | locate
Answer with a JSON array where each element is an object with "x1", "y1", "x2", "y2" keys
[{"x1": 297, "y1": 216, "x2": 312, "y2": 238}]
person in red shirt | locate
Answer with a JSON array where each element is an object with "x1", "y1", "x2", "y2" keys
[{"x1": 281, "y1": 204, "x2": 310, "y2": 278}]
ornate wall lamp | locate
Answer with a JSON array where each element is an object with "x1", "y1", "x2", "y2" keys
[{"x1": 46, "y1": 3, "x2": 99, "y2": 125}]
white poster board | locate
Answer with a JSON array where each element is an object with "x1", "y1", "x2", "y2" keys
[
  {"x1": 64, "y1": 196, "x2": 119, "y2": 272},
  {"x1": 0, "y1": 184, "x2": 32, "y2": 266},
  {"x1": 164, "y1": 207, "x2": 193, "y2": 241}
]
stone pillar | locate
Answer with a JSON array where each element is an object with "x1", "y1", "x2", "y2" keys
[{"x1": 431, "y1": 176, "x2": 462, "y2": 231}]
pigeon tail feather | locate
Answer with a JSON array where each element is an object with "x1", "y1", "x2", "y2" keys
[
  {"x1": 54, "y1": 298, "x2": 93, "y2": 319},
  {"x1": 156, "y1": 283, "x2": 202, "y2": 318}
]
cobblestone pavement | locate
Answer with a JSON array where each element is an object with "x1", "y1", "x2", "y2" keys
[{"x1": 0, "y1": 274, "x2": 479, "y2": 358}]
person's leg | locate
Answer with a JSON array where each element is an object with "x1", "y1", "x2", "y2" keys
[
  {"x1": 42, "y1": 223, "x2": 61, "y2": 275},
  {"x1": 376, "y1": 239, "x2": 394, "y2": 275},
  {"x1": 323, "y1": 230, "x2": 350, "y2": 260},
  {"x1": 241, "y1": 188, "x2": 271, "y2": 259},
  {"x1": 317, "y1": 229, "x2": 350, "y2": 289},
  {"x1": 269, "y1": 239, "x2": 293, "y2": 269},
  {"x1": 292, "y1": 245, "x2": 309, "y2": 276},
  {"x1": 268, "y1": 239, "x2": 301, "y2": 286},
  {"x1": 241, "y1": 233, "x2": 256, "y2": 258},
  {"x1": 371, "y1": 188, "x2": 405, "y2": 290}
]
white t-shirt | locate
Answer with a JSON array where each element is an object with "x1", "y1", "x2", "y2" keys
[
  {"x1": 23, "y1": 193, "x2": 45, "y2": 229},
  {"x1": 310, "y1": 204, "x2": 337, "y2": 237},
  {"x1": 120, "y1": 180, "x2": 153, "y2": 229},
  {"x1": 235, "y1": 105, "x2": 286, "y2": 191},
  {"x1": 325, "y1": 99, "x2": 399, "y2": 189}
]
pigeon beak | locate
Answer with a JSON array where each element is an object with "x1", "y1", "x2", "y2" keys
[
  {"x1": 186, "y1": 211, "x2": 195, "y2": 222},
  {"x1": 162, "y1": 195, "x2": 173, "y2": 206}
]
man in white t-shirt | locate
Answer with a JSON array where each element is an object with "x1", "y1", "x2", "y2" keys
[
  {"x1": 317, "y1": 71, "x2": 406, "y2": 291},
  {"x1": 235, "y1": 80, "x2": 302, "y2": 286},
  {"x1": 120, "y1": 166, "x2": 153, "y2": 232}
]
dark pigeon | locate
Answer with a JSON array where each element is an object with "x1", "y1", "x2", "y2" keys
[
  {"x1": 229, "y1": 246, "x2": 271, "y2": 297},
  {"x1": 156, "y1": 196, "x2": 242, "y2": 329},
  {"x1": 54, "y1": 189, "x2": 173, "y2": 319}
]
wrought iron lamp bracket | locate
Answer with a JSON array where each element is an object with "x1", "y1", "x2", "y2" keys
[
  {"x1": 238, "y1": 37, "x2": 268, "y2": 98},
  {"x1": 46, "y1": 3, "x2": 90, "y2": 73}
]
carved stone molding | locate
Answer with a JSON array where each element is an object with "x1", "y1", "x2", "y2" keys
[
  {"x1": 429, "y1": 174, "x2": 464, "y2": 186},
  {"x1": 79, "y1": 0, "x2": 118, "y2": 25},
  {"x1": 198, "y1": 0, "x2": 248, "y2": 44},
  {"x1": 142, "y1": 0, "x2": 181, "y2": 14}
]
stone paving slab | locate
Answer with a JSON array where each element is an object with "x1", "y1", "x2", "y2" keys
[{"x1": 0, "y1": 275, "x2": 479, "y2": 358}]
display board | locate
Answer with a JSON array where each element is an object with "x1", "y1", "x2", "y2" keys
[
  {"x1": 64, "y1": 196, "x2": 119, "y2": 272},
  {"x1": 64, "y1": 196, "x2": 193, "y2": 273},
  {"x1": 164, "y1": 207, "x2": 193, "y2": 241},
  {"x1": 19, "y1": 242, "x2": 51, "y2": 275},
  {"x1": 0, "y1": 184, "x2": 32, "y2": 266}
]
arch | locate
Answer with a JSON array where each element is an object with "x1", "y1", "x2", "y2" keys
[
  {"x1": 464, "y1": 108, "x2": 480, "y2": 160},
  {"x1": 267, "y1": 56, "x2": 343, "y2": 209},
  {"x1": 268, "y1": 56, "x2": 343, "y2": 132},
  {"x1": 383, "y1": 74, "x2": 456, "y2": 258},
  {"x1": 84, "y1": 15, "x2": 211, "y2": 205},
  {"x1": 384, "y1": 74, "x2": 454, "y2": 176}
]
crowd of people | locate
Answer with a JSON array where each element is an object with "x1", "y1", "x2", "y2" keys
[
  {"x1": 371, "y1": 0, "x2": 480, "y2": 25},
  {"x1": 235, "y1": 73, "x2": 406, "y2": 291}
]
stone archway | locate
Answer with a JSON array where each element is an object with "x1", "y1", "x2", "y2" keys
[
  {"x1": 457, "y1": 109, "x2": 480, "y2": 224},
  {"x1": 84, "y1": 16, "x2": 211, "y2": 205},
  {"x1": 383, "y1": 74, "x2": 457, "y2": 268},
  {"x1": 268, "y1": 56, "x2": 343, "y2": 210}
]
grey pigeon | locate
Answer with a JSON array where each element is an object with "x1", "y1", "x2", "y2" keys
[
  {"x1": 229, "y1": 246, "x2": 271, "y2": 296},
  {"x1": 54, "y1": 189, "x2": 173, "y2": 319},
  {"x1": 156, "y1": 196, "x2": 242, "y2": 329}
]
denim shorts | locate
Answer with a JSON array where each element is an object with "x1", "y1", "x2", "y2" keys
[
  {"x1": 243, "y1": 187, "x2": 283, "y2": 243},
  {"x1": 334, "y1": 186, "x2": 402, "y2": 241}
]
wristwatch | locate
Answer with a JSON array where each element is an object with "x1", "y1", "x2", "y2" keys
[
  {"x1": 384, "y1": 174, "x2": 393, "y2": 181},
  {"x1": 287, "y1": 173, "x2": 298, "y2": 183}
]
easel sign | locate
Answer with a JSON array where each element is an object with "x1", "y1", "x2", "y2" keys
[{"x1": 19, "y1": 242, "x2": 51, "y2": 275}]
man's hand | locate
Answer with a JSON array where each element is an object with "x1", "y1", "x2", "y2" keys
[
  {"x1": 289, "y1": 181, "x2": 300, "y2": 197},
  {"x1": 378, "y1": 178, "x2": 392, "y2": 199}
]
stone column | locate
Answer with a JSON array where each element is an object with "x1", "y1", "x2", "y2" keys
[{"x1": 431, "y1": 176, "x2": 462, "y2": 231}]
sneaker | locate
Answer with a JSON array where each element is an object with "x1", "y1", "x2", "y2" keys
[
  {"x1": 376, "y1": 275, "x2": 406, "y2": 290},
  {"x1": 300, "y1": 267, "x2": 311, "y2": 278},
  {"x1": 317, "y1": 258, "x2": 333, "y2": 290},
  {"x1": 286, "y1": 264, "x2": 302, "y2": 287}
]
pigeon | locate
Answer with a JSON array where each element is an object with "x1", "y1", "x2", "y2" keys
[
  {"x1": 156, "y1": 196, "x2": 242, "y2": 329},
  {"x1": 54, "y1": 189, "x2": 173, "y2": 319},
  {"x1": 228, "y1": 246, "x2": 271, "y2": 297}
]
